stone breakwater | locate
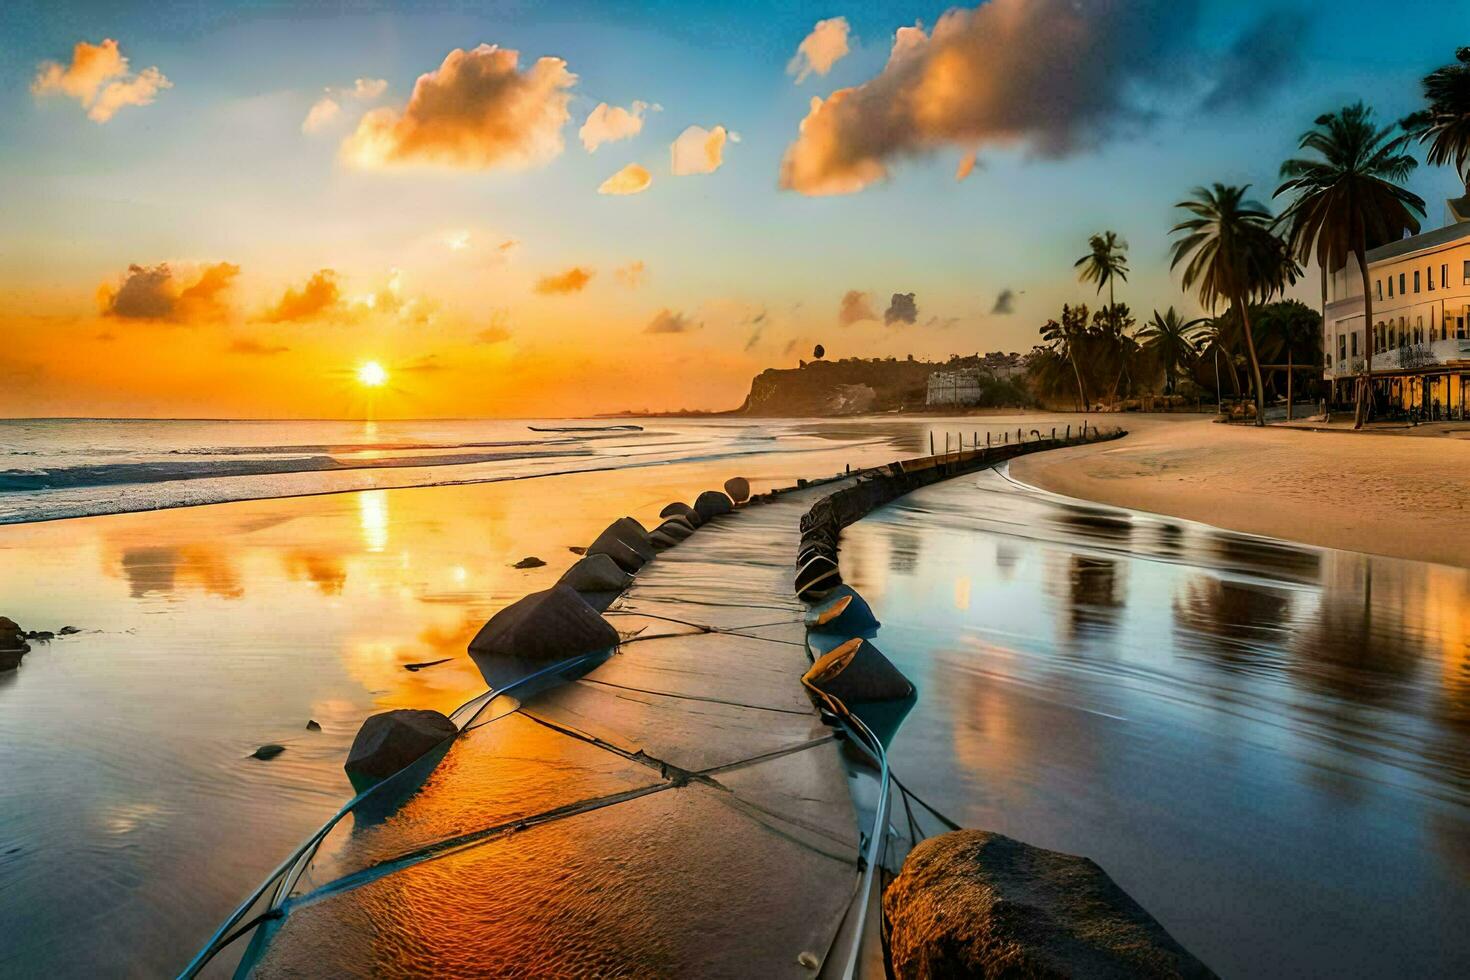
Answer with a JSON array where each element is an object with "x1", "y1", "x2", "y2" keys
[{"x1": 184, "y1": 424, "x2": 1216, "y2": 980}]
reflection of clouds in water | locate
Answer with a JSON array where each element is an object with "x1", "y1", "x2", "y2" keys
[
  {"x1": 283, "y1": 550, "x2": 348, "y2": 595},
  {"x1": 953, "y1": 576, "x2": 970, "y2": 611},
  {"x1": 358, "y1": 490, "x2": 389, "y2": 553},
  {"x1": 115, "y1": 545, "x2": 244, "y2": 599}
]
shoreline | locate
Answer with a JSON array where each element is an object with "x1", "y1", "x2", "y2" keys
[{"x1": 1010, "y1": 415, "x2": 1470, "y2": 569}]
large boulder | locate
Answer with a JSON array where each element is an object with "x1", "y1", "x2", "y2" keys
[
  {"x1": 801, "y1": 638, "x2": 913, "y2": 710},
  {"x1": 693, "y1": 489, "x2": 734, "y2": 522},
  {"x1": 558, "y1": 553, "x2": 632, "y2": 594},
  {"x1": 468, "y1": 584, "x2": 620, "y2": 662},
  {"x1": 723, "y1": 476, "x2": 751, "y2": 504},
  {"x1": 885, "y1": 830, "x2": 1216, "y2": 980},
  {"x1": 654, "y1": 518, "x2": 695, "y2": 540},
  {"x1": 659, "y1": 502, "x2": 701, "y2": 527},
  {"x1": 345, "y1": 708, "x2": 458, "y2": 787},
  {"x1": 0, "y1": 616, "x2": 29, "y2": 672},
  {"x1": 586, "y1": 518, "x2": 656, "y2": 572}
]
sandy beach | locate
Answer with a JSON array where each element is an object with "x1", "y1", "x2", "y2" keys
[{"x1": 1012, "y1": 415, "x2": 1470, "y2": 569}]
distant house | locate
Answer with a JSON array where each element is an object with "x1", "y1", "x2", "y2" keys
[
  {"x1": 927, "y1": 369, "x2": 986, "y2": 406},
  {"x1": 1322, "y1": 191, "x2": 1470, "y2": 419}
]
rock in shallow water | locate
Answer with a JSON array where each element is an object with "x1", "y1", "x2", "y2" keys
[
  {"x1": 0, "y1": 616, "x2": 29, "y2": 671},
  {"x1": 344, "y1": 708, "x2": 457, "y2": 785},
  {"x1": 468, "y1": 584, "x2": 620, "y2": 662},
  {"x1": 884, "y1": 830, "x2": 1216, "y2": 980},
  {"x1": 558, "y1": 553, "x2": 633, "y2": 594},
  {"x1": 251, "y1": 744, "x2": 286, "y2": 760},
  {"x1": 693, "y1": 490, "x2": 733, "y2": 522},
  {"x1": 512, "y1": 556, "x2": 546, "y2": 569},
  {"x1": 723, "y1": 476, "x2": 751, "y2": 504},
  {"x1": 659, "y1": 501, "x2": 701, "y2": 527}
]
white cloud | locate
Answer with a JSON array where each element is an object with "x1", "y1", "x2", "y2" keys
[
  {"x1": 302, "y1": 97, "x2": 340, "y2": 133},
  {"x1": 788, "y1": 17, "x2": 852, "y2": 83},
  {"x1": 598, "y1": 162, "x2": 652, "y2": 195},
  {"x1": 579, "y1": 100, "x2": 650, "y2": 152},
  {"x1": 671, "y1": 124, "x2": 727, "y2": 176}
]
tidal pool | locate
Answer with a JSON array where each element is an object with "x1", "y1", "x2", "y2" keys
[{"x1": 841, "y1": 467, "x2": 1470, "y2": 978}]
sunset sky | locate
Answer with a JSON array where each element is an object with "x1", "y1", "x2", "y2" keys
[{"x1": 2, "y1": 0, "x2": 1465, "y2": 418}]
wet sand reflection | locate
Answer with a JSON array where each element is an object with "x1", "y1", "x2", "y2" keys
[{"x1": 842, "y1": 467, "x2": 1470, "y2": 978}]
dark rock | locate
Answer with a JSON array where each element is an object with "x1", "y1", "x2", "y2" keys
[
  {"x1": 659, "y1": 502, "x2": 701, "y2": 527},
  {"x1": 801, "y1": 638, "x2": 913, "y2": 709},
  {"x1": 693, "y1": 490, "x2": 733, "y2": 522},
  {"x1": 647, "y1": 529, "x2": 682, "y2": 550},
  {"x1": 558, "y1": 554, "x2": 633, "y2": 594},
  {"x1": 653, "y1": 519, "x2": 694, "y2": 541},
  {"x1": 512, "y1": 556, "x2": 546, "y2": 569},
  {"x1": 885, "y1": 830, "x2": 1216, "y2": 980},
  {"x1": 586, "y1": 519, "x2": 656, "y2": 573},
  {"x1": 58, "y1": 626, "x2": 81, "y2": 635},
  {"x1": 251, "y1": 744, "x2": 286, "y2": 760},
  {"x1": 568, "y1": 546, "x2": 587, "y2": 555},
  {"x1": 468, "y1": 584, "x2": 620, "y2": 662},
  {"x1": 795, "y1": 553, "x2": 841, "y2": 600},
  {"x1": 0, "y1": 617, "x2": 28, "y2": 671},
  {"x1": 306, "y1": 719, "x2": 322, "y2": 732},
  {"x1": 25, "y1": 631, "x2": 55, "y2": 641},
  {"x1": 404, "y1": 658, "x2": 451, "y2": 671},
  {"x1": 804, "y1": 586, "x2": 881, "y2": 636},
  {"x1": 723, "y1": 476, "x2": 751, "y2": 504},
  {"x1": 344, "y1": 708, "x2": 457, "y2": 785},
  {"x1": 661, "y1": 515, "x2": 696, "y2": 533}
]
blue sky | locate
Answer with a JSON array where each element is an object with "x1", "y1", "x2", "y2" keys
[{"x1": 1, "y1": 1, "x2": 1468, "y2": 416}]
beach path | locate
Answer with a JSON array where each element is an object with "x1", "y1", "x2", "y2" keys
[{"x1": 249, "y1": 481, "x2": 861, "y2": 977}]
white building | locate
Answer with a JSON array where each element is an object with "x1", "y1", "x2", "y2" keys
[{"x1": 1323, "y1": 193, "x2": 1470, "y2": 419}]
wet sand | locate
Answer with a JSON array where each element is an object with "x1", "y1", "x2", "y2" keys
[{"x1": 1012, "y1": 415, "x2": 1470, "y2": 569}]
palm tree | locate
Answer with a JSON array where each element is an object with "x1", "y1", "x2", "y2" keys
[
  {"x1": 1275, "y1": 102, "x2": 1424, "y2": 428},
  {"x1": 1041, "y1": 303, "x2": 1090, "y2": 411},
  {"x1": 1402, "y1": 47, "x2": 1470, "y2": 189},
  {"x1": 1170, "y1": 184, "x2": 1299, "y2": 426},
  {"x1": 1075, "y1": 231, "x2": 1129, "y2": 307},
  {"x1": 1139, "y1": 307, "x2": 1208, "y2": 395}
]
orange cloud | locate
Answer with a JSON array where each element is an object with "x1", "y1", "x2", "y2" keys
[
  {"x1": 788, "y1": 17, "x2": 851, "y2": 83},
  {"x1": 838, "y1": 289, "x2": 876, "y2": 325},
  {"x1": 534, "y1": 266, "x2": 593, "y2": 295},
  {"x1": 644, "y1": 308, "x2": 695, "y2": 334},
  {"x1": 580, "y1": 101, "x2": 649, "y2": 152},
  {"x1": 780, "y1": 0, "x2": 1201, "y2": 195},
  {"x1": 98, "y1": 262, "x2": 239, "y2": 322},
  {"x1": 229, "y1": 338, "x2": 290, "y2": 355},
  {"x1": 302, "y1": 97, "x2": 340, "y2": 132},
  {"x1": 302, "y1": 77, "x2": 388, "y2": 133},
  {"x1": 671, "y1": 124, "x2": 727, "y2": 175},
  {"x1": 615, "y1": 261, "x2": 646, "y2": 288},
  {"x1": 32, "y1": 39, "x2": 170, "y2": 123},
  {"x1": 265, "y1": 270, "x2": 342, "y2": 322},
  {"x1": 598, "y1": 162, "x2": 651, "y2": 195},
  {"x1": 341, "y1": 44, "x2": 576, "y2": 169}
]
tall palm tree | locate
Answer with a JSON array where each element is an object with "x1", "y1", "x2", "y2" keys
[
  {"x1": 1275, "y1": 102, "x2": 1424, "y2": 428},
  {"x1": 1170, "y1": 184, "x2": 1299, "y2": 426},
  {"x1": 1041, "y1": 303, "x2": 1090, "y2": 411},
  {"x1": 1402, "y1": 47, "x2": 1470, "y2": 188},
  {"x1": 1139, "y1": 307, "x2": 1208, "y2": 395},
  {"x1": 1074, "y1": 231, "x2": 1129, "y2": 311}
]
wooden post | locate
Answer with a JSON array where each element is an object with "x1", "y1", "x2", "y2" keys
[
  {"x1": 1066, "y1": 424, "x2": 1071, "y2": 439},
  {"x1": 1287, "y1": 349, "x2": 1293, "y2": 422},
  {"x1": 929, "y1": 431, "x2": 934, "y2": 456}
]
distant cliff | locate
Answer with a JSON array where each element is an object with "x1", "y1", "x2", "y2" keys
[{"x1": 734, "y1": 355, "x2": 1027, "y2": 416}]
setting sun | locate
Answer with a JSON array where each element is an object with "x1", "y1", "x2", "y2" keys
[{"x1": 356, "y1": 361, "x2": 388, "y2": 387}]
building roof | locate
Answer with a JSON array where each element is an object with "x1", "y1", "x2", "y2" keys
[
  {"x1": 1365, "y1": 218, "x2": 1470, "y2": 264},
  {"x1": 1449, "y1": 192, "x2": 1470, "y2": 224}
]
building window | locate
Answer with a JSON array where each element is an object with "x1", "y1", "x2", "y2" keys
[
  {"x1": 1376, "y1": 280, "x2": 1383, "y2": 300},
  {"x1": 1400, "y1": 272, "x2": 1406, "y2": 294},
  {"x1": 1388, "y1": 276, "x2": 1394, "y2": 297},
  {"x1": 1428, "y1": 265, "x2": 1435, "y2": 291},
  {"x1": 1351, "y1": 332, "x2": 1359, "y2": 356},
  {"x1": 1415, "y1": 270, "x2": 1421, "y2": 292},
  {"x1": 1339, "y1": 335, "x2": 1347, "y2": 362},
  {"x1": 1416, "y1": 316, "x2": 1423, "y2": 344},
  {"x1": 1463, "y1": 260, "x2": 1470, "y2": 285},
  {"x1": 1443, "y1": 264, "x2": 1449, "y2": 288},
  {"x1": 1460, "y1": 316, "x2": 1467, "y2": 339}
]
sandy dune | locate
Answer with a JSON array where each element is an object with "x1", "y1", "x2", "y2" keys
[{"x1": 1011, "y1": 415, "x2": 1470, "y2": 569}]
